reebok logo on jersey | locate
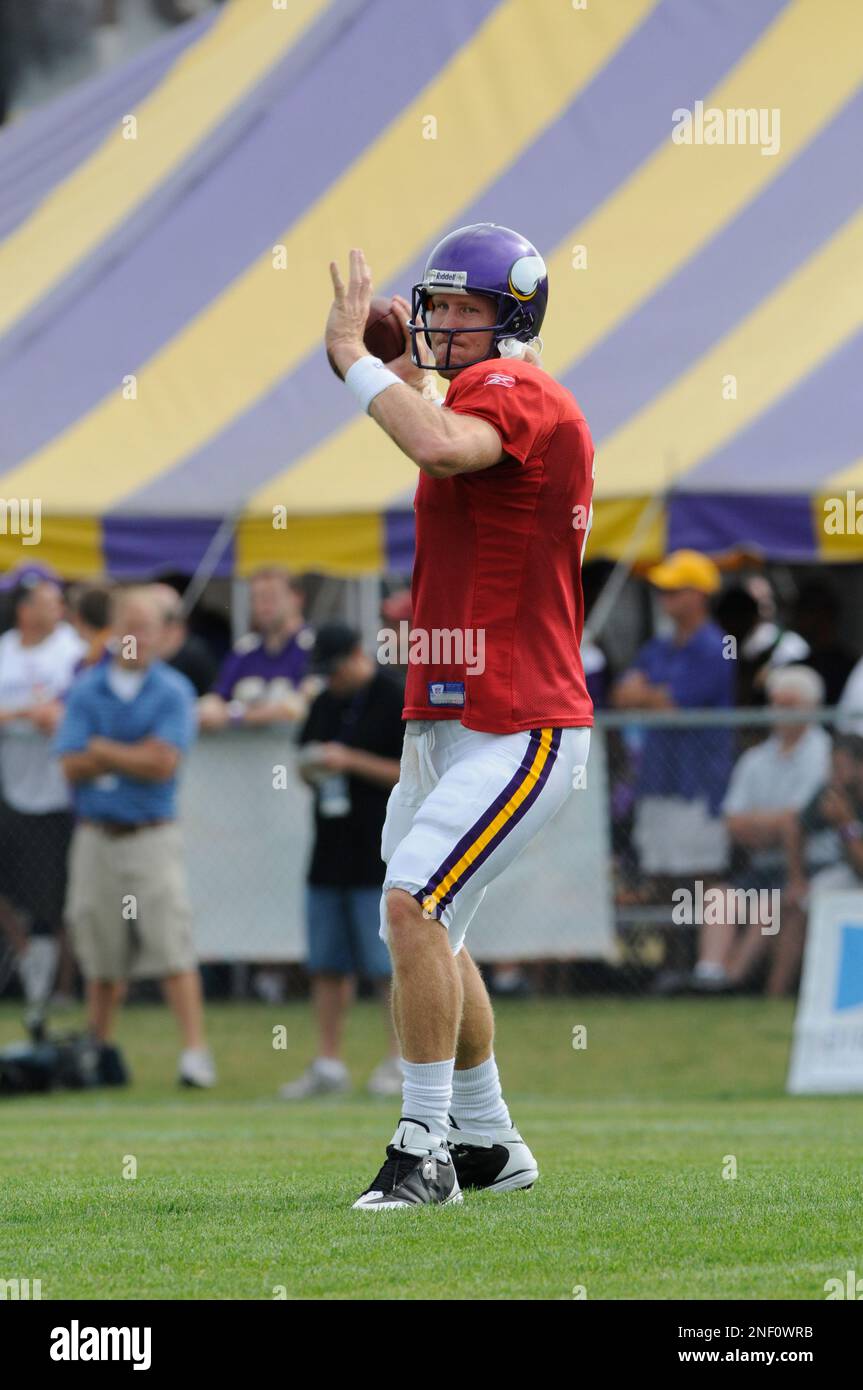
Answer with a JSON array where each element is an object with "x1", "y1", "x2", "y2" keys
[
  {"x1": 428, "y1": 681, "x2": 466, "y2": 707},
  {"x1": 483, "y1": 372, "x2": 515, "y2": 388}
]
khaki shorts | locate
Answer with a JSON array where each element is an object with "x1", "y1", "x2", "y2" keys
[{"x1": 65, "y1": 823, "x2": 197, "y2": 981}]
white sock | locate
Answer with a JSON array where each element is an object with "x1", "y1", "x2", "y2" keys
[
  {"x1": 693, "y1": 960, "x2": 728, "y2": 982},
  {"x1": 314, "y1": 1056, "x2": 348, "y2": 1078},
  {"x1": 450, "y1": 1055, "x2": 512, "y2": 1130},
  {"x1": 397, "y1": 1058, "x2": 454, "y2": 1154},
  {"x1": 19, "y1": 937, "x2": 58, "y2": 1004}
]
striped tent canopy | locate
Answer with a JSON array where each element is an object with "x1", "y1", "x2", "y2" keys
[{"x1": 0, "y1": 0, "x2": 861, "y2": 580}]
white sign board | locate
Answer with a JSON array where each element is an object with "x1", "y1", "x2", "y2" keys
[
  {"x1": 787, "y1": 891, "x2": 863, "y2": 1094},
  {"x1": 180, "y1": 729, "x2": 615, "y2": 964}
]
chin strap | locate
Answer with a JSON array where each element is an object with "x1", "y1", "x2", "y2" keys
[
  {"x1": 497, "y1": 335, "x2": 543, "y2": 360},
  {"x1": 422, "y1": 336, "x2": 543, "y2": 395},
  {"x1": 421, "y1": 377, "x2": 445, "y2": 406}
]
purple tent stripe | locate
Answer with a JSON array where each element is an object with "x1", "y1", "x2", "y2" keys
[
  {"x1": 0, "y1": 10, "x2": 217, "y2": 243},
  {"x1": 667, "y1": 493, "x2": 815, "y2": 558},
  {"x1": 102, "y1": 515, "x2": 235, "y2": 578},
  {"x1": 0, "y1": 0, "x2": 501, "y2": 472},
  {"x1": 384, "y1": 508, "x2": 415, "y2": 574},
  {"x1": 114, "y1": 0, "x2": 789, "y2": 516},
  {"x1": 388, "y1": 0, "x2": 792, "y2": 338},
  {"x1": 567, "y1": 88, "x2": 863, "y2": 442},
  {"x1": 683, "y1": 327, "x2": 863, "y2": 492},
  {"x1": 417, "y1": 727, "x2": 562, "y2": 914}
]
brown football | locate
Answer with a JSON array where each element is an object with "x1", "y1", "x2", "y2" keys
[{"x1": 327, "y1": 296, "x2": 405, "y2": 378}]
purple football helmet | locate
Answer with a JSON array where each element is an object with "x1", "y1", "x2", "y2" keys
[{"x1": 409, "y1": 222, "x2": 548, "y2": 371}]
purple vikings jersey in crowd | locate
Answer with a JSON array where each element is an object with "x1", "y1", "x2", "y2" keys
[{"x1": 212, "y1": 627, "x2": 314, "y2": 703}]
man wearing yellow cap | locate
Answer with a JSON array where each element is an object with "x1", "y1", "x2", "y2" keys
[
  {"x1": 612, "y1": 550, "x2": 735, "y2": 888},
  {"x1": 642, "y1": 550, "x2": 722, "y2": 606}
]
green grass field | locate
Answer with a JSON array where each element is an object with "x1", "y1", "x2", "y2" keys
[{"x1": 1, "y1": 996, "x2": 859, "y2": 1300}]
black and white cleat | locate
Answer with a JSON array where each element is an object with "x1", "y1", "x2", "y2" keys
[
  {"x1": 352, "y1": 1120, "x2": 463, "y2": 1210},
  {"x1": 447, "y1": 1119, "x2": 539, "y2": 1193}
]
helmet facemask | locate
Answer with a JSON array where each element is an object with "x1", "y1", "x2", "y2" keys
[{"x1": 408, "y1": 285, "x2": 534, "y2": 372}]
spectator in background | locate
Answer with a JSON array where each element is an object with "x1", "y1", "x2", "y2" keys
[
  {"x1": 741, "y1": 574, "x2": 810, "y2": 672},
  {"x1": 198, "y1": 568, "x2": 316, "y2": 731},
  {"x1": 612, "y1": 550, "x2": 734, "y2": 881},
  {"x1": 580, "y1": 633, "x2": 607, "y2": 711},
  {"x1": 0, "y1": 562, "x2": 61, "y2": 635},
  {"x1": 661, "y1": 666, "x2": 830, "y2": 996},
  {"x1": 835, "y1": 600, "x2": 863, "y2": 734},
  {"x1": 55, "y1": 587, "x2": 215, "y2": 1088},
  {"x1": 838, "y1": 657, "x2": 863, "y2": 735},
  {"x1": 150, "y1": 582, "x2": 218, "y2": 696},
  {"x1": 68, "y1": 583, "x2": 113, "y2": 673},
  {"x1": 579, "y1": 559, "x2": 610, "y2": 711},
  {"x1": 715, "y1": 582, "x2": 809, "y2": 707},
  {"x1": 0, "y1": 578, "x2": 85, "y2": 1004},
  {"x1": 776, "y1": 734, "x2": 863, "y2": 996},
  {"x1": 280, "y1": 623, "x2": 404, "y2": 1100},
  {"x1": 791, "y1": 580, "x2": 857, "y2": 707},
  {"x1": 379, "y1": 584, "x2": 412, "y2": 693}
]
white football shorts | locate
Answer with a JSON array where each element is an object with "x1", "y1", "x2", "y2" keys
[{"x1": 379, "y1": 719, "x2": 591, "y2": 955}]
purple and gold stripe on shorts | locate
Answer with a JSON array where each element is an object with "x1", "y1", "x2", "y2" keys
[{"x1": 416, "y1": 727, "x2": 562, "y2": 919}]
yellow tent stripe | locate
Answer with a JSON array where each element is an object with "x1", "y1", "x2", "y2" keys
[
  {"x1": 540, "y1": 0, "x2": 863, "y2": 379},
  {"x1": 0, "y1": 519, "x2": 102, "y2": 579},
  {"x1": 249, "y1": 414, "x2": 422, "y2": 514},
  {"x1": 587, "y1": 498, "x2": 667, "y2": 562},
  {"x1": 595, "y1": 207, "x2": 863, "y2": 496},
  {"x1": 815, "y1": 477, "x2": 863, "y2": 561},
  {"x1": 251, "y1": 0, "x2": 863, "y2": 516},
  {"x1": 0, "y1": 0, "x2": 327, "y2": 339},
  {"x1": 820, "y1": 452, "x2": 863, "y2": 493},
  {"x1": 1, "y1": 0, "x2": 657, "y2": 514},
  {"x1": 424, "y1": 728, "x2": 554, "y2": 911},
  {"x1": 235, "y1": 512, "x2": 384, "y2": 577}
]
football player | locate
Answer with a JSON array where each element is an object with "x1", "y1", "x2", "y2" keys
[{"x1": 325, "y1": 223, "x2": 595, "y2": 1208}]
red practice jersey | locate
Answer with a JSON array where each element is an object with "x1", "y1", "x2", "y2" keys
[{"x1": 402, "y1": 356, "x2": 595, "y2": 734}]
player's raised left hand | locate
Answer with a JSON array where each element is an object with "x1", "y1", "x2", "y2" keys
[{"x1": 326, "y1": 248, "x2": 373, "y2": 377}]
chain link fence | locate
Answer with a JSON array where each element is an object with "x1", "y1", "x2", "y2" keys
[
  {"x1": 1, "y1": 707, "x2": 862, "y2": 999},
  {"x1": 602, "y1": 704, "x2": 863, "y2": 996}
]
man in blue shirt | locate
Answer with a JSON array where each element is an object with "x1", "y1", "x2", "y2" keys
[
  {"x1": 55, "y1": 587, "x2": 215, "y2": 1088},
  {"x1": 612, "y1": 550, "x2": 734, "y2": 878}
]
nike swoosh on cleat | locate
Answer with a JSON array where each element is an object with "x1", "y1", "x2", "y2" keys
[{"x1": 489, "y1": 1167, "x2": 537, "y2": 1188}]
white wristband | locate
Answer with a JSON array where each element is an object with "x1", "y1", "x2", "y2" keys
[{"x1": 344, "y1": 354, "x2": 401, "y2": 413}]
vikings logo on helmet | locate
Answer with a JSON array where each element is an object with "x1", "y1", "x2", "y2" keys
[
  {"x1": 409, "y1": 223, "x2": 549, "y2": 372},
  {"x1": 508, "y1": 254, "x2": 547, "y2": 302}
]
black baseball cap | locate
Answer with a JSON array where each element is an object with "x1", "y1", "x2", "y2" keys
[{"x1": 309, "y1": 622, "x2": 361, "y2": 675}]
